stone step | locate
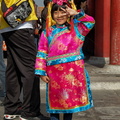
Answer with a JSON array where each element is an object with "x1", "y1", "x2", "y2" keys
[{"x1": 85, "y1": 57, "x2": 120, "y2": 75}]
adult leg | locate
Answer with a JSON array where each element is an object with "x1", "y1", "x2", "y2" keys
[
  {"x1": 2, "y1": 32, "x2": 22, "y2": 115},
  {"x1": 63, "y1": 113, "x2": 73, "y2": 120},
  {"x1": 30, "y1": 76, "x2": 40, "y2": 116},
  {"x1": 50, "y1": 113, "x2": 59, "y2": 120},
  {"x1": 2, "y1": 29, "x2": 40, "y2": 118}
]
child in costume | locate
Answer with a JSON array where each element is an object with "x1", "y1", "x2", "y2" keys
[{"x1": 35, "y1": 0, "x2": 95, "y2": 119}]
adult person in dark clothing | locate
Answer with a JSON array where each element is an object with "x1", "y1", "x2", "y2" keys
[{"x1": 0, "y1": 0, "x2": 49, "y2": 120}]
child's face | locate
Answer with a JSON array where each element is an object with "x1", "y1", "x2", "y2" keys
[{"x1": 53, "y1": 9, "x2": 68, "y2": 25}]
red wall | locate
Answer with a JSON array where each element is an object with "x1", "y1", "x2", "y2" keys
[{"x1": 94, "y1": 0, "x2": 110, "y2": 57}]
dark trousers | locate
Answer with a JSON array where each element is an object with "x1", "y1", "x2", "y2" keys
[
  {"x1": 50, "y1": 113, "x2": 73, "y2": 120},
  {"x1": 2, "y1": 29, "x2": 40, "y2": 117}
]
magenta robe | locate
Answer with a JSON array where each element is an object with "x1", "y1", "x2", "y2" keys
[{"x1": 35, "y1": 10, "x2": 95, "y2": 113}]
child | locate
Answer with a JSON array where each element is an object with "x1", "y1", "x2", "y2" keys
[{"x1": 35, "y1": 0, "x2": 95, "y2": 120}]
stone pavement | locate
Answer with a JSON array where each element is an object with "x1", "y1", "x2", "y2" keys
[{"x1": 0, "y1": 58, "x2": 120, "y2": 120}]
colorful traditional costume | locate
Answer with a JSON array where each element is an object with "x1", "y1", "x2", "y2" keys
[{"x1": 35, "y1": 0, "x2": 95, "y2": 114}]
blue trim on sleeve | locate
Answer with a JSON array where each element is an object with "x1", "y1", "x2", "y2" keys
[
  {"x1": 35, "y1": 69, "x2": 47, "y2": 76},
  {"x1": 36, "y1": 51, "x2": 47, "y2": 59}
]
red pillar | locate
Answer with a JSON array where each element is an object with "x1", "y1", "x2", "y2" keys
[
  {"x1": 110, "y1": 0, "x2": 120, "y2": 65},
  {"x1": 94, "y1": 0, "x2": 110, "y2": 57}
]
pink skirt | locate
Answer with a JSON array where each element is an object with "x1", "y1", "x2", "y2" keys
[{"x1": 46, "y1": 60, "x2": 93, "y2": 113}]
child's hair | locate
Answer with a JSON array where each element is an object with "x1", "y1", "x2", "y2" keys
[{"x1": 51, "y1": 3, "x2": 71, "y2": 30}]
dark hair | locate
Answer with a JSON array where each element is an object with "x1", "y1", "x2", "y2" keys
[
  {"x1": 51, "y1": 3, "x2": 71, "y2": 30},
  {"x1": 44, "y1": 0, "x2": 50, "y2": 7},
  {"x1": 51, "y1": 3, "x2": 67, "y2": 14}
]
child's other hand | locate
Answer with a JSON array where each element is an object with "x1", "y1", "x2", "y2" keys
[{"x1": 40, "y1": 75, "x2": 50, "y2": 83}]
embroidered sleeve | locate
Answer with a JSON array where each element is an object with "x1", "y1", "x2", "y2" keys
[
  {"x1": 35, "y1": 31, "x2": 48, "y2": 76},
  {"x1": 74, "y1": 10, "x2": 95, "y2": 36}
]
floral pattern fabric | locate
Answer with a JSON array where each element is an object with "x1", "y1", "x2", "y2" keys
[{"x1": 46, "y1": 60, "x2": 93, "y2": 113}]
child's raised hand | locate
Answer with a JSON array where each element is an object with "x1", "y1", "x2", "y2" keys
[
  {"x1": 40, "y1": 75, "x2": 50, "y2": 83},
  {"x1": 60, "y1": 5, "x2": 78, "y2": 16},
  {"x1": 66, "y1": 5, "x2": 78, "y2": 16}
]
